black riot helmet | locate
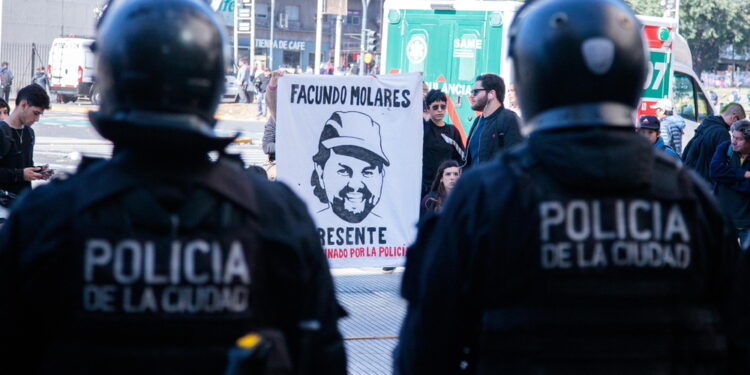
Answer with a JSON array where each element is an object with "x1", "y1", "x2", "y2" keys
[
  {"x1": 509, "y1": 0, "x2": 648, "y2": 130},
  {"x1": 89, "y1": 0, "x2": 233, "y2": 151}
]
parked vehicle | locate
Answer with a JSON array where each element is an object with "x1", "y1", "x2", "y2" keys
[
  {"x1": 636, "y1": 16, "x2": 714, "y2": 145},
  {"x1": 224, "y1": 74, "x2": 243, "y2": 102},
  {"x1": 48, "y1": 37, "x2": 98, "y2": 104}
]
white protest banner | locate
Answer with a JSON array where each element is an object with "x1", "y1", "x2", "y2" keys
[{"x1": 276, "y1": 73, "x2": 423, "y2": 268}]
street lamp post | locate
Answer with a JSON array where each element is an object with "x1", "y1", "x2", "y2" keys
[
  {"x1": 359, "y1": 0, "x2": 370, "y2": 75},
  {"x1": 250, "y1": 0, "x2": 256, "y2": 70},
  {"x1": 269, "y1": 0, "x2": 274, "y2": 70},
  {"x1": 334, "y1": 15, "x2": 342, "y2": 73},
  {"x1": 315, "y1": 0, "x2": 323, "y2": 75},
  {"x1": 61, "y1": 0, "x2": 65, "y2": 36},
  {"x1": 233, "y1": 0, "x2": 238, "y2": 66}
]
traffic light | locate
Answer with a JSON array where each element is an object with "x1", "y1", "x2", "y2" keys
[
  {"x1": 365, "y1": 29, "x2": 379, "y2": 52},
  {"x1": 659, "y1": 0, "x2": 676, "y2": 9}
]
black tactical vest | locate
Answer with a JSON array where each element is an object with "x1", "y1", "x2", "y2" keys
[{"x1": 471, "y1": 149, "x2": 729, "y2": 374}]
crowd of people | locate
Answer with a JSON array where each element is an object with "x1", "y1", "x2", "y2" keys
[
  {"x1": 0, "y1": 0, "x2": 749, "y2": 374},
  {"x1": 254, "y1": 59, "x2": 750, "y2": 253},
  {"x1": 258, "y1": 69, "x2": 526, "y2": 218},
  {"x1": 624, "y1": 98, "x2": 750, "y2": 252},
  {"x1": 234, "y1": 58, "x2": 272, "y2": 118},
  {"x1": 416, "y1": 73, "x2": 525, "y2": 217}
]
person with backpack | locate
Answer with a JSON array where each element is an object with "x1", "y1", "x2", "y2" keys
[
  {"x1": 0, "y1": 62, "x2": 14, "y2": 103},
  {"x1": 32, "y1": 67, "x2": 49, "y2": 93}
]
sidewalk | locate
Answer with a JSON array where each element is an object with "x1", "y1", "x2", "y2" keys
[
  {"x1": 215, "y1": 102, "x2": 270, "y2": 122},
  {"x1": 333, "y1": 268, "x2": 405, "y2": 375},
  {"x1": 47, "y1": 102, "x2": 269, "y2": 123}
]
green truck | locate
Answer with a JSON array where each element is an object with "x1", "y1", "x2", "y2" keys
[{"x1": 381, "y1": 1, "x2": 715, "y2": 145}]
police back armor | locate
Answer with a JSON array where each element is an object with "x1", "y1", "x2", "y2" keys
[
  {"x1": 398, "y1": 128, "x2": 750, "y2": 374},
  {"x1": 0, "y1": 154, "x2": 346, "y2": 374}
]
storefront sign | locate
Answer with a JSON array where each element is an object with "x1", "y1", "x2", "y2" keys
[{"x1": 255, "y1": 39, "x2": 307, "y2": 51}]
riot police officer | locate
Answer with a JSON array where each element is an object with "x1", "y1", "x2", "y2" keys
[
  {"x1": 396, "y1": 0, "x2": 750, "y2": 373},
  {"x1": 0, "y1": 1, "x2": 346, "y2": 374}
]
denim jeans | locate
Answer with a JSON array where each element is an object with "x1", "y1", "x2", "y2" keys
[
  {"x1": 738, "y1": 227, "x2": 750, "y2": 251},
  {"x1": 256, "y1": 91, "x2": 266, "y2": 115}
]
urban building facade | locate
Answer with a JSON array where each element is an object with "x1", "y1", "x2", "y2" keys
[
  {"x1": 214, "y1": 0, "x2": 383, "y2": 72},
  {"x1": 0, "y1": 0, "x2": 385, "y2": 102},
  {"x1": 0, "y1": 0, "x2": 102, "y2": 98}
]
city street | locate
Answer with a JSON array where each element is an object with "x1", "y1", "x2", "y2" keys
[
  {"x1": 33, "y1": 105, "x2": 269, "y2": 175},
  {"x1": 31, "y1": 103, "x2": 405, "y2": 375}
]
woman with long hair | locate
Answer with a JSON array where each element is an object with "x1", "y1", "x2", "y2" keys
[{"x1": 420, "y1": 160, "x2": 461, "y2": 217}]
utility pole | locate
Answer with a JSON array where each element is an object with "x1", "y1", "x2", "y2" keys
[
  {"x1": 359, "y1": 0, "x2": 370, "y2": 75},
  {"x1": 31, "y1": 43, "x2": 36, "y2": 79},
  {"x1": 334, "y1": 15, "x2": 342, "y2": 73},
  {"x1": 61, "y1": 0, "x2": 65, "y2": 36},
  {"x1": 233, "y1": 0, "x2": 238, "y2": 67},
  {"x1": 269, "y1": 0, "x2": 275, "y2": 70},
  {"x1": 315, "y1": 0, "x2": 323, "y2": 75},
  {"x1": 250, "y1": 0, "x2": 256, "y2": 70},
  {"x1": 234, "y1": 1, "x2": 254, "y2": 70},
  {"x1": 0, "y1": 0, "x2": 4, "y2": 61},
  {"x1": 660, "y1": 0, "x2": 680, "y2": 33}
]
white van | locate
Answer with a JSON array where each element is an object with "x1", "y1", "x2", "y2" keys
[
  {"x1": 48, "y1": 37, "x2": 98, "y2": 104},
  {"x1": 667, "y1": 33, "x2": 715, "y2": 146}
]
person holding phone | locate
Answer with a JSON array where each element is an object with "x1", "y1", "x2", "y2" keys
[{"x1": 0, "y1": 84, "x2": 51, "y2": 194}]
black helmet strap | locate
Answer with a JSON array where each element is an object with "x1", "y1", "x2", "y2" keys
[{"x1": 527, "y1": 102, "x2": 636, "y2": 131}]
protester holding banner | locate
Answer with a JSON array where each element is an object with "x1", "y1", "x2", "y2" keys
[
  {"x1": 265, "y1": 70, "x2": 283, "y2": 120},
  {"x1": 421, "y1": 89, "x2": 465, "y2": 198},
  {"x1": 276, "y1": 73, "x2": 422, "y2": 268},
  {"x1": 262, "y1": 71, "x2": 284, "y2": 163},
  {"x1": 421, "y1": 82, "x2": 430, "y2": 121},
  {"x1": 420, "y1": 160, "x2": 460, "y2": 217}
]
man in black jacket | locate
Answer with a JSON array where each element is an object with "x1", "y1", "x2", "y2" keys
[
  {"x1": 0, "y1": 1, "x2": 346, "y2": 374},
  {"x1": 396, "y1": 0, "x2": 750, "y2": 373},
  {"x1": 0, "y1": 84, "x2": 51, "y2": 194},
  {"x1": 464, "y1": 73, "x2": 524, "y2": 169},
  {"x1": 683, "y1": 102, "x2": 745, "y2": 183}
]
